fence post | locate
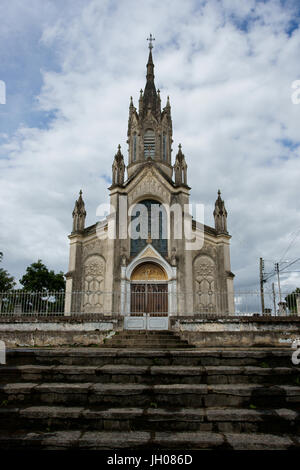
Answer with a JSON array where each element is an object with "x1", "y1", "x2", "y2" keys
[{"x1": 296, "y1": 295, "x2": 300, "y2": 316}]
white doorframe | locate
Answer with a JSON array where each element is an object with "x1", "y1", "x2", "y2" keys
[{"x1": 120, "y1": 250, "x2": 177, "y2": 329}]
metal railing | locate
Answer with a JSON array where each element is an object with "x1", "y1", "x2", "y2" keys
[
  {"x1": 0, "y1": 291, "x2": 66, "y2": 315},
  {"x1": 0, "y1": 290, "x2": 299, "y2": 317}
]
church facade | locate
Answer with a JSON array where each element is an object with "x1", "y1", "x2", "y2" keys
[{"x1": 65, "y1": 41, "x2": 235, "y2": 323}]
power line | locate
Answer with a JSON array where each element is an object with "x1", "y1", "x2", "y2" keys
[
  {"x1": 280, "y1": 257, "x2": 300, "y2": 273},
  {"x1": 262, "y1": 257, "x2": 300, "y2": 283},
  {"x1": 278, "y1": 227, "x2": 300, "y2": 264},
  {"x1": 281, "y1": 270, "x2": 300, "y2": 273}
]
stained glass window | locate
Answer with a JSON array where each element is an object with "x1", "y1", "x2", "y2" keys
[{"x1": 130, "y1": 199, "x2": 168, "y2": 256}]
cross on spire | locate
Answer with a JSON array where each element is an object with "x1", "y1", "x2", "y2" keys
[{"x1": 147, "y1": 33, "x2": 155, "y2": 50}]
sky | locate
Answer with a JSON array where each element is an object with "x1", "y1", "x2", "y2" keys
[{"x1": 1, "y1": 0, "x2": 300, "y2": 299}]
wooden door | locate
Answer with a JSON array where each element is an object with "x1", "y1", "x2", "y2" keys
[
  {"x1": 130, "y1": 284, "x2": 146, "y2": 314},
  {"x1": 131, "y1": 284, "x2": 168, "y2": 314}
]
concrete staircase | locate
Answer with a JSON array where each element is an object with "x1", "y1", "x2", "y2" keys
[
  {"x1": 102, "y1": 330, "x2": 193, "y2": 349},
  {"x1": 0, "y1": 347, "x2": 300, "y2": 450}
]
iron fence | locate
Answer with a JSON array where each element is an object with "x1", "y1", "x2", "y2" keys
[
  {"x1": 0, "y1": 290, "x2": 65, "y2": 315},
  {"x1": 0, "y1": 290, "x2": 299, "y2": 317}
]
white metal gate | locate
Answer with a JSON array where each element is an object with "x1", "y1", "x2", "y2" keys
[
  {"x1": 124, "y1": 313, "x2": 169, "y2": 330},
  {"x1": 125, "y1": 283, "x2": 169, "y2": 330}
]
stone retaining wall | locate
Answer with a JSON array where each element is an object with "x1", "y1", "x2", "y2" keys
[
  {"x1": 0, "y1": 315, "x2": 299, "y2": 347},
  {"x1": 0, "y1": 316, "x2": 123, "y2": 347},
  {"x1": 171, "y1": 316, "x2": 300, "y2": 347}
]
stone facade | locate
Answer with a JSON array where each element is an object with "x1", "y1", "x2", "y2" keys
[{"x1": 65, "y1": 45, "x2": 235, "y2": 317}]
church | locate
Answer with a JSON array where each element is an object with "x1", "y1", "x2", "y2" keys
[{"x1": 65, "y1": 38, "x2": 235, "y2": 326}]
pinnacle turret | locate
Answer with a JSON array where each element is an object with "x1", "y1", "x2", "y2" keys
[
  {"x1": 112, "y1": 145, "x2": 125, "y2": 186},
  {"x1": 72, "y1": 190, "x2": 86, "y2": 233},
  {"x1": 214, "y1": 190, "x2": 228, "y2": 234},
  {"x1": 174, "y1": 144, "x2": 187, "y2": 185}
]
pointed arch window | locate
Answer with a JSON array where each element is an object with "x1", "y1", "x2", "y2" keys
[
  {"x1": 163, "y1": 133, "x2": 167, "y2": 161},
  {"x1": 130, "y1": 199, "x2": 168, "y2": 256},
  {"x1": 144, "y1": 129, "x2": 155, "y2": 158},
  {"x1": 133, "y1": 133, "x2": 137, "y2": 161}
]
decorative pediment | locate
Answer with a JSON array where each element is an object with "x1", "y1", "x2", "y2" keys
[
  {"x1": 126, "y1": 242, "x2": 175, "y2": 281},
  {"x1": 144, "y1": 112, "x2": 158, "y2": 126},
  {"x1": 128, "y1": 167, "x2": 171, "y2": 205},
  {"x1": 139, "y1": 245, "x2": 160, "y2": 260}
]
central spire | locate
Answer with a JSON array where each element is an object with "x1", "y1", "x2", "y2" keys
[
  {"x1": 143, "y1": 34, "x2": 157, "y2": 116},
  {"x1": 126, "y1": 36, "x2": 173, "y2": 179},
  {"x1": 146, "y1": 34, "x2": 155, "y2": 82},
  {"x1": 146, "y1": 47, "x2": 154, "y2": 82}
]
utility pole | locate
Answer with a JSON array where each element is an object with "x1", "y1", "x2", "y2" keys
[
  {"x1": 275, "y1": 263, "x2": 282, "y2": 303},
  {"x1": 272, "y1": 282, "x2": 276, "y2": 316},
  {"x1": 259, "y1": 257, "x2": 265, "y2": 314}
]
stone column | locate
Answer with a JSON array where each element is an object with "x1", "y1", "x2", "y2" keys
[{"x1": 64, "y1": 233, "x2": 83, "y2": 315}]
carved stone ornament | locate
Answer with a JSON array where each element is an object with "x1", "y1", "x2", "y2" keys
[
  {"x1": 199, "y1": 243, "x2": 216, "y2": 260},
  {"x1": 194, "y1": 255, "x2": 216, "y2": 313},
  {"x1": 83, "y1": 240, "x2": 102, "y2": 259},
  {"x1": 131, "y1": 262, "x2": 168, "y2": 281},
  {"x1": 82, "y1": 255, "x2": 105, "y2": 313},
  {"x1": 128, "y1": 170, "x2": 169, "y2": 205}
]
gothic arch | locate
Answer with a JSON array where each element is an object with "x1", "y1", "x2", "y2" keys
[
  {"x1": 130, "y1": 193, "x2": 165, "y2": 206},
  {"x1": 126, "y1": 246, "x2": 173, "y2": 282},
  {"x1": 131, "y1": 262, "x2": 168, "y2": 281}
]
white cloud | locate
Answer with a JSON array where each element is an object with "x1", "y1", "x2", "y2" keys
[{"x1": 0, "y1": 0, "x2": 300, "y2": 295}]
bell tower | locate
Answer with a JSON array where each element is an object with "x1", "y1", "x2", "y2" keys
[{"x1": 127, "y1": 34, "x2": 173, "y2": 179}]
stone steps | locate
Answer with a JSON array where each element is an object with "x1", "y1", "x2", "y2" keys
[
  {"x1": 0, "y1": 429, "x2": 298, "y2": 450},
  {"x1": 114, "y1": 330, "x2": 175, "y2": 335},
  {"x1": 1, "y1": 347, "x2": 299, "y2": 450},
  {"x1": 102, "y1": 330, "x2": 192, "y2": 349},
  {"x1": 1, "y1": 382, "x2": 299, "y2": 408},
  {"x1": 0, "y1": 406, "x2": 299, "y2": 434},
  {"x1": 110, "y1": 331, "x2": 176, "y2": 337},
  {"x1": 6, "y1": 348, "x2": 294, "y2": 367},
  {"x1": 101, "y1": 342, "x2": 191, "y2": 349},
  {"x1": 1, "y1": 364, "x2": 299, "y2": 385}
]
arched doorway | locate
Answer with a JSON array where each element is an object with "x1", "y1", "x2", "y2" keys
[{"x1": 130, "y1": 262, "x2": 168, "y2": 315}]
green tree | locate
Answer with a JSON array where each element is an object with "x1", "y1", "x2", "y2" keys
[
  {"x1": 285, "y1": 288, "x2": 300, "y2": 314},
  {"x1": 20, "y1": 260, "x2": 65, "y2": 292},
  {"x1": 0, "y1": 252, "x2": 16, "y2": 291}
]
